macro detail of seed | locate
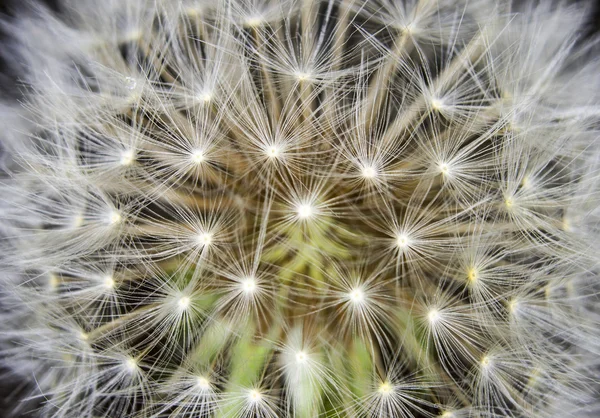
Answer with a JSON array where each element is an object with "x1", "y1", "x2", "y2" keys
[{"x1": 0, "y1": 0, "x2": 599, "y2": 417}]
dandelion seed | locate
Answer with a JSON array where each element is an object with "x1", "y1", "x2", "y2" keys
[
  {"x1": 562, "y1": 217, "x2": 571, "y2": 232},
  {"x1": 480, "y1": 356, "x2": 492, "y2": 369},
  {"x1": 245, "y1": 17, "x2": 263, "y2": 27},
  {"x1": 108, "y1": 211, "x2": 122, "y2": 225},
  {"x1": 196, "y1": 232, "x2": 213, "y2": 247},
  {"x1": 196, "y1": 376, "x2": 210, "y2": 390},
  {"x1": 431, "y1": 97, "x2": 445, "y2": 111},
  {"x1": 124, "y1": 357, "x2": 138, "y2": 373},
  {"x1": 467, "y1": 268, "x2": 478, "y2": 284},
  {"x1": 361, "y1": 164, "x2": 378, "y2": 179},
  {"x1": 378, "y1": 381, "x2": 393, "y2": 395},
  {"x1": 266, "y1": 145, "x2": 280, "y2": 159},
  {"x1": 396, "y1": 234, "x2": 411, "y2": 249},
  {"x1": 119, "y1": 149, "x2": 135, "y2": 166},
  {"x1": 48, "y1": 274, "x2": 59, "y2": 290},
  {"x1": 241, "y1": 277, "x2": 257, "y2": 294},
  {"x1": 295, "y1": 351, "x2": 307, "y2": 364},
  {"x1": 508, "y1": 299, "x2": 519, "y2": 315},
  {"x1": 103, "y1": 276, "x2": 115, "y2": 290},
  {"x1": 296, "y1": 203, "x2": 314, "y2": 220},
  {"x1": 428, "y1": 308, "x2": 440, "y2": 324},
  {"x1": 348, "y1": 288, "x2": 365, "y2": 304},
  {"x1": 178, "y1": 296, "x2": 191, "y2": 311},
  {"x1": 72, "y1": 215, "x2": 84, "y2": 228},
  {"x1": 248, "y1": 389, "x2": 262, "y2": 403},
  {"x1": 295, "y1": 71, "x2": 310, "y2": 82},
  {"x1": 190, "y1": 149, "x2": 205, "y2": 164},
  {"x1": 198, "y1": 92, "x2": 212, "y2": 103},
  {"x1": 124, "y1": 76, "x2": 137, "y2": 90}
]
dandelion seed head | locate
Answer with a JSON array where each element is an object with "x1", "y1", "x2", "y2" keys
[
  {"x1": 1, "y1": 1, "x2": 598, "y2": 416},
  {"x1": 72, "y1": 215, "x2": 84, "y2": 228}
]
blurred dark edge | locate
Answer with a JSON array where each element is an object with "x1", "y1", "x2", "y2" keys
[{"x1": 0, "y1": 0, "x2": 599, "y2": 416}]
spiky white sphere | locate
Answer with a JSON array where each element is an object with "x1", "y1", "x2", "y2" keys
[{"x1": 1, "y1": 0, "x2": 599, "y2": 417}]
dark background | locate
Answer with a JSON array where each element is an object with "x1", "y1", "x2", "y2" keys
[{"x1": 0, "y1": 0, "x2": 598, "y2": 416}]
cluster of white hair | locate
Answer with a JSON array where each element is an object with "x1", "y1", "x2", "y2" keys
[{"x1": 0, "y1": 0, "x2": 599, "y2": 417}]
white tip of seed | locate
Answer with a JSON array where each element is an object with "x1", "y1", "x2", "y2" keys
[
  {"x1": 246, "y1": 17, "x2": 263, "y2": 27},
  {"x1": 197, "y1": 376, "x2": 210, "y2": 390},
  {"x1": 431, "y1": 97, "x2": 445, "y2": 111},
  {"x1": 120, "y1": 149, "x2": 135, "y2": 166},
  {"x1": 378, "y1": 381, "x2": 393, "y2": 395},
  {"x1": 349, "y1": 288, "x2": 365, "y2": 304},
  {"x1": 295, "y1": 351, "x2": 307, "y2": 364},
  {"x1": 481, "y1": 355, "x2": 492, "y2": 369},
  {"x1": 241, "y1": 277, "x2": 257, "y2": 294},
  {"x1": 248, "y1": 389, "x2": 262, "y2": 402},
  {"x1": 178, "y1": 296, "x2": 191, "y2": 310},
  {"x1": 124, "y1": 76, "x2": 137, "y2": 90},
  {"x1": 109, "y1": 211, "x2": 122, "y2": 225},
  {"x1": 396, "y1": 234, "x2": 410, "y2": 249},
  {"x1": 196, "y1": 232, "x2": 213, "y2": 246},
  {"x1": 103, "y1": 276, "x2": 115, "y2": 289},
  {"x1": 296, "y1": 204, "x2": 314, "y2": 219},
  {"x1": 125, "y1": 357, "x2": 138, "y2": 372},
  {"x1": 361, "y1": 165, "x2": 377, "y2": 179},
  {"x1": 198, "y1": 92, "x2": 212, "y2": 103},
  {"x1": 190, "y1": 149, "x2": 205, "y2": 164},
  {"x1": 266, "y1": 145, "x2": 280, "y2": 159},
  {"x1": 428, "y1": 308, "x2": 440, "y2": 324},
  {"x1": 438, "y1": 162, "x2": 450, "y2": 175},
  {"x1": 295, "y1": 71, "x2": 310, "y2": 82}
]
